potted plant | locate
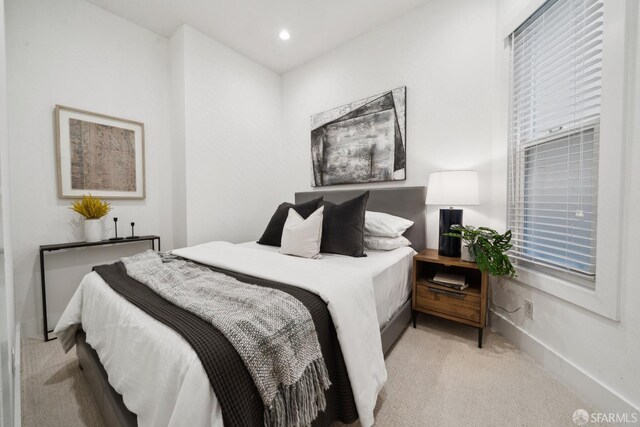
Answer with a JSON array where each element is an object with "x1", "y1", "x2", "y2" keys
[
  {"x1": 444, "y1": 225, "x2": 517, "y2": 278},
  {"x1": 70, "y1": 194, "x2": 112, "y2": 242}
]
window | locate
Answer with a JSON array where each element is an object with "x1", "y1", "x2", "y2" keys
[{"x1": 508, "y1": 0, "x2": 603, "y2": 285}]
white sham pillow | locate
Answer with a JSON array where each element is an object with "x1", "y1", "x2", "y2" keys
[
  {"x1": 364, "y1": 211, "x2": 414, "y2": 237},
  {"x1": 364, "y1": 235, "x2": 412, "y2": 251},
  {"x1": 279, "y1": 206, "x2": 324, "y2": 259}
]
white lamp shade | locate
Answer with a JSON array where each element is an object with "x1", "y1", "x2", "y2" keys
[{"x1": 426, "y1": 170, "x2": 479, "y2": 206}]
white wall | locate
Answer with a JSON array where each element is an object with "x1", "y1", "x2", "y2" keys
[
  {"x1": 281, "y1": 0, "x2": 498, "y2": 248},
  {"x1": 169, "y1": 26, "x2": 188, "y2": 249},
  {"x1": 488, "y1": 0, "x2": 640, "y2": 415},
  {"x1": 173, "y1": 25, "x2": 286, "y2": 246},
  {"x1": 0, "y1": 0, "x2": 16, "y2": 423},
  {"x1": 5, "y1": 1, "x2": 288, "y2": 338},
  {"x1": 5, "y1": 0, "x2": 174, "y2": 337}
]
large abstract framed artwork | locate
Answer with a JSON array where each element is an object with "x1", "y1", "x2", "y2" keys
[
  {"x1": 55, "y1": 105, "x2": 145, "y2": 199},
  {"x1": 311, "y1": 86, "x2": 406, "y2": 187}
]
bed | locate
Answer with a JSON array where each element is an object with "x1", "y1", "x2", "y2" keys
[
  {"x1": 239, "y1": 241, "x2": 414, "y2": 331},
  {"x1": 55, "y1": 186, "x2": 426, "y2": 427}
]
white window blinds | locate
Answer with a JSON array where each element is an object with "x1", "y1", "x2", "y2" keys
[{"x1": 508, "y1": 0, "x2": 603, "y2": 281}]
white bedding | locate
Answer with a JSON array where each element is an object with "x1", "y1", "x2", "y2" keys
[
  {"x1": 54, "y1": 241, "x2": 394, "y2": 427},
  {"x1": 56, "y1": 270, "x2": 221, "y2": 426},
  {"x1": 240, "y1": 241, "x2": 415, "y2": 329}
]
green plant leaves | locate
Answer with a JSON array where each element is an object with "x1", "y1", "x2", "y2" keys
[{"x1": 444, "y1": 225, "x2": 517, "y2": 278}]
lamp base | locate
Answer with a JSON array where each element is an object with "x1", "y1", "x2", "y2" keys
[{"x1": 438, "y1": 208, "x2": 463, "y2": 258}]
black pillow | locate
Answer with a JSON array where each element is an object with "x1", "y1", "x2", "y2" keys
[
  {"x1": 257, "y1": 197, "x2": 323, "y2": 247},
  {"x1": 321, "y1": 192, "x2": 369, "y2": 257}
]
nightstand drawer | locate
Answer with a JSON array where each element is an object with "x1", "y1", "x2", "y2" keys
[{"x1": 415, "y1": 284, "x2": 481, "y2": 323}]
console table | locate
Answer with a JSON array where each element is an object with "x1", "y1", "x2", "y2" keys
[{"x1": 39, "y1": 235, "x2": 161, "y2": 341}]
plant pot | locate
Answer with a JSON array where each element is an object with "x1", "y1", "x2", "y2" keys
[
  {"x1": 461, "y1": 244, "x2": 477, "y2": 262},
  {"x1": 84, "y1": 219, "x2": 104, "y2": 242}
]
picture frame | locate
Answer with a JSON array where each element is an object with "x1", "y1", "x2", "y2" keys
[
  {"x1": 55, "y1": 105, "x2": 145, "y2": 199},
  {"x1": 310, "y1": 86, "x2": 406, "y2": 187}
]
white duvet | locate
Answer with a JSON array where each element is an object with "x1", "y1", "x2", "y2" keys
[
  {"x1": 240, "y1": 241, "x2": 414, "y2": 329},
  {"x1": 54, "y1": 241, "x2": 387, "y2": 427}
]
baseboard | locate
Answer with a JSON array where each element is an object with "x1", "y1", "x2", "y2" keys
[
  {"x1": 490, "y1": 310, "x2": 639, "y2": 416},
  {"x1": 13, "y1": 323, "x2": 21, "y2": 427},
  {"x1": 19, "y1": 318, "x2": 39, "y2": 342},
  {"x1": 20, "y1": 315, "x2": 63, "y2": 341}
]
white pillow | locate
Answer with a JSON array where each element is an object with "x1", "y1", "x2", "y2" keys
[
  {"x1": 364, "y1": 235, "x2": 412, "y2": 251},
  {"x1": 279, "y1": 206, "x2": 324, "y2": 259},
  {"x1": 365, "y1": 211, "x2": 414, "y2": 237}
]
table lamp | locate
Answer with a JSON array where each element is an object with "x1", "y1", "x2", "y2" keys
[{"x1": 426, "y1": 170, "x2": 479, "y2": 257}]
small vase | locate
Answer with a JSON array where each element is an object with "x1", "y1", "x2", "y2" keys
[
  {"x1": 84, "y1": 219, "x2": 104, "y2": 242},
  {"x1": 461, "y1": 244, "x2": 476, "y2": 262}
]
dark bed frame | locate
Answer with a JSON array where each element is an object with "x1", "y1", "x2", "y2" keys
[{"x1": 76, "y1": 186, "x2": 426, "y2": 426}]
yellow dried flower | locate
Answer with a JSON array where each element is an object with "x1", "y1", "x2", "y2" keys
[{"x1": 69, "y1": 194, "x2": 111, "y2": 219}]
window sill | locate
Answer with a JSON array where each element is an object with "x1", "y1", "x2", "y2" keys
[{"x1": 511, "y1": 265, "x2": 619, "y2": 320}]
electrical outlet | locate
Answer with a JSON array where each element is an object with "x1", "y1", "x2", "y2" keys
[{"x1": 525, "y1": 299, "x2": 534, "y2": 320}]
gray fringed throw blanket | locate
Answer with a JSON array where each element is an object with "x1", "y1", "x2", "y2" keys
[{"x1": 121, "y1": 250, "x2": 331, "y2": 427}]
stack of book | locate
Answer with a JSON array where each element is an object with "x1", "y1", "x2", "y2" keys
[{"x1": 429, "y1": 272, "x2": 468, "y2": 291}]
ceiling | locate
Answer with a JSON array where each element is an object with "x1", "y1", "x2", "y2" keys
[{"x1": 85, "y1": 0, "x2": 429, "y2": 73}]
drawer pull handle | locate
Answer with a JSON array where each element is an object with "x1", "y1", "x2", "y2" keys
[{"x1": 428, "y1": 287, "x2": 466, "y2": 299}]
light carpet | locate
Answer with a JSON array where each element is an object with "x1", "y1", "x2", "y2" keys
[{"x1": 21, "y1": 316, "x2": 601, "y2": 426}]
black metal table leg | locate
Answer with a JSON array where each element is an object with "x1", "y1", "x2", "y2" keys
[
  {"x1": 40, "y1": 235, "x2": 161, "y2": 342},
  {"x1": 478, "y1": 327, "x2": 483, "y2": 348},
  {"x1": 412, "y1": 310, "x2": 417, "y2": 328},
  {"x1": 40, "y1": 249, "x2": 49, "y2": 342}
]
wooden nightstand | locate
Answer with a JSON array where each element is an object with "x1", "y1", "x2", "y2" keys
[{"x1": 412, "y1": 249, "x2": 489, "y2": 348}]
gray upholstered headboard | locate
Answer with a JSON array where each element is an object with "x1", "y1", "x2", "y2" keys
[{"x1": 295, "y1": 186, "x2": 426, "y2": 251}]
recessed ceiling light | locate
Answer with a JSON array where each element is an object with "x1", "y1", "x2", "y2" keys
[{"x1": 279, "y1": 30, "x2": 290, "y2": 40}]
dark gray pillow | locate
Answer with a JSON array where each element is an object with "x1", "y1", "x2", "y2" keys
[
  {"x1": 321, "y1": 192, "x2": 369, "y2": 257},
  {"x1": 257, "y1": 197, "x2": 323, "y2": 247}
]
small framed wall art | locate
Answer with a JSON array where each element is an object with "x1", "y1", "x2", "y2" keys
[{"x1": 55, "y1": 105, "x2": 145, "y2": 199}]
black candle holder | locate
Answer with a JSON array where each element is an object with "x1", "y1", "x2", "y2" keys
[
  {"x1": 126, "y1": 222, "x2": 140, "y2": 239},
  {"x1": 109, "y1": 217, "x2": 124, "y2": 241}
]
